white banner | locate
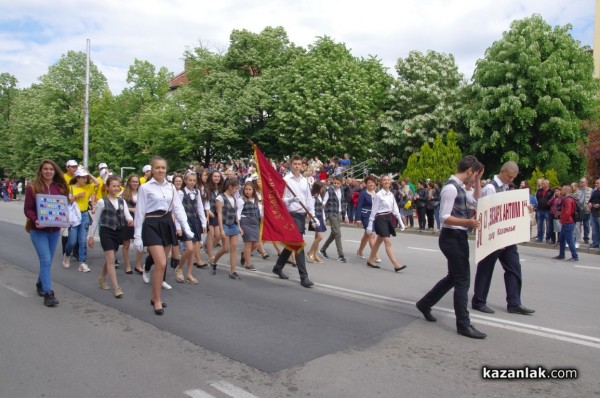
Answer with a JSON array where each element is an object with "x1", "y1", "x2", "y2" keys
[{"x1": 475, "y1": 189, "x2": 531, "y2": 263}]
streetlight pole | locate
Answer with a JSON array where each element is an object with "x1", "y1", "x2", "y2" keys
[{"x1": 83, "y1": 39, "x2": 91, "y2": 169}]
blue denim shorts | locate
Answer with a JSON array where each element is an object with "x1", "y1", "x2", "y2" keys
[{"x1": 222, "y1": 223, "x2": 240, "y2": 236}]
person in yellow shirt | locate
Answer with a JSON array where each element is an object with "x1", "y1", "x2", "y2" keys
[
  {"x1": 139, "y1": 165, "x2": 152, "y2": 185},
  {"x1": 63, "y1": 168, "x2": 99, "y2": 272},
  {"x1": 95, "y1": 162, "x2": 109, "y2": 201},
  {"x1": 64, "y1": 160, "x2": 79, "y2": 184}
]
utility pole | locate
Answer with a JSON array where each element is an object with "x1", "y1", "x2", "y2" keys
[{"x1": 83, "y1": 39, "x2": 91, "y2": 169}]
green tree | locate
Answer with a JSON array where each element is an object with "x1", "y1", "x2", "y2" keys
[
  {"x1": 379, "y1": 50, "x2": 465, "y2": 170},
  {"x1": 0, "y1": 73, "x2": 18, "y2": 175},
  {"x1": 4, "y1": 51, "x2": 109, "y2": 175},
  {"x1": 262, "y1": 36, "x2": 392, "y2": 160},
  {"x1": 467, "y1": 14, "x2": 599, "y2": 178},
  {"x1": 402, "y1": 130, "x2": 463, "y2": 183}
]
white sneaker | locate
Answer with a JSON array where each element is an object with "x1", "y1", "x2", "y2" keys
[
  {"x1": 162, "y1": 281, "x2": 172, "y2": 290},
  {"x1": 62, "y1": 254, "x2": 70, "y2": 269},
  {"x1": 575, "y1": 243, "x2": 580, "y2": 249},
  {"x1": 142, "y1": 270, "x2": 150, "y2": 284},
  {"x1": 78, "y1": 263, "x2": 91, "y2": 273}
]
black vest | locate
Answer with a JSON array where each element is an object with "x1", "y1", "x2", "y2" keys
[
  {"x1": 241, "y1": 198, "x2": 260, "y2": 221},
  {"x1": 220, "y1": 194, "x2": 238, "y2": 226},
  {"x1": 325, "y1": 187, "x2": 346, "y2": 217},
  {"x1": 182, "y1": 189, "x2": 200, "y2": 221},
  {"x1": 444, "y1": 179, "x2": 468, "y2": 219},
  {"x1": 314, "y1": 195, "x2": 324, "y2": 218},
  {"x1": 101, "y1": 198, "x2": 125, "y2": 230}
]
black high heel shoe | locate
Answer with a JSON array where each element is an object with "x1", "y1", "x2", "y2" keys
[
  {"x1": 134, "y1": 268, "x2": 143, "y2": 275},
  {"x1": 150, "y1": 300, "x2": 167, "y2": 308}
]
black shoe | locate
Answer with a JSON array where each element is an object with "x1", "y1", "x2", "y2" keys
[
  {"x1": 394, "y1": 265, "x2": 407, "y2": 272},
  {"x1": 507, "y1": 304, "x2": 535, "y2": 314},
  {"x1": 301, "y1": 278, "x2": 314, "y2": 288},
  {"x1": 43, "y1": 290, "x2": 59, "y2": 307},
  {"x1": 229, "y1": 272, "x2": 241, "y2": 280},
  {"x1": 211, "y1": 260, "x2": 217, "y2": 275},
  {"x1": 568, "y1": 258, "x2": 580, "y2": 262},
  {"x1": 150, "y1": 300, "x2": 167, "y2": 308},
  {"x1": 472, "y1": 304, "x2": 495, "y2": 314},
  {"x1": 36, "y1": 281, "x2": 43, "y2": 297},
  {"x1": 272, "y1": 267, "x2": 289, "y2": 279},
  {"x1": 240, "y1": 253, "x2": 245, "y2": 266},
  {"x1": 416, "y1": 301, "x2": 436, "y2": 322},
  {"x1": 170, "y1": 258, "x2": 179, "y2": 269},
  {"x1": 337, "y1": 256, "x2": 347, "y2": 263},
  {"x1": 125, "y1": 269, "x2": 133, "y2": 274},
  {"x1": 195, "y1": 262, "x2": 208, "y2": 269},
  {"x1": 114, "y1": 259, "x2": 120, "y2": 269},
  {"x1": 154, "y1": 308, "x2": 164, "y2": 315},
  {"x1": 366, "y1": 261, "x2": 380, "y2": 269},
  {"x1": 262, "y1": 252, "x2": 270, "y2": 260},
  {"x1": 134, "y1": 268, "x2": 144, "y2": 275},
  {"x1": 457, "y1": 325, "x2": 487, "y2": 339},
  {"x1": 552, "y1": 255, "x2": 565, "y2": 260},
  {"x1": 319, "y1": 248, "x2": 328, "y2": 259}
]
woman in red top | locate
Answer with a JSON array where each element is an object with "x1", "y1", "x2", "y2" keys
[
  {"x1": 24, "y1": 159, "x2": 70, "y2": 307},
  {"x1": 554, "y1": 185, "x2": 579, "y2": 261}
]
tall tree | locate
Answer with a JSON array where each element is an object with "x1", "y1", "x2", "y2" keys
[
  {"x1": 467, "y1": 14, "x2": 599, "y2": 178},
  {"x1": 262, "y1": 36, "x2": 392, "y2": 160},
  {"x1": 402, "y1": 130, "x2": 463, "y2": 183},
  {"x1": 379, "y1": 50, "x2": 465, "y2": 170}
]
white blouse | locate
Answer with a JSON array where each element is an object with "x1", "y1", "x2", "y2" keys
[
  {"x1": 367, "y1": 189, "x2": 404, "y2": 231},
  {"x1": 134, "y1": 178, "x2": 192, "y2": 241}
]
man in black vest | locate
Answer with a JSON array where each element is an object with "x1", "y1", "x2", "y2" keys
[
  {"x1": 416, "y1": 155, "x2": 486, "y2": 339},
  {"x1": 320, "y1": 175, "x2": 347, "y2": 263},
  {"x1": 472, "y1": 161, "x2": 535, "y2": 315}
]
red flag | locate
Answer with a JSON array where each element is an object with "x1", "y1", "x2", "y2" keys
[{"x1": 253, "y1": 145, "x2": 305, "y2": 252}]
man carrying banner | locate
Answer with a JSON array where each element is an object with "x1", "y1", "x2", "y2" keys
[
  {"x1": 472, "y1": 161, "x2": 535, "y2": 315},
  {"x1": 270, "y1": 155, "x2": 317, "y2": 287},
  {"x1": 416, "y1": 155, "x2": 487, "y2": 339}
]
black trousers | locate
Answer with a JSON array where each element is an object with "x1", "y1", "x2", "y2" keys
[
  {"x1": 417, "y1": 206, "x2": 427, "y2": 229},
  {"x1": 472, "y1": 244, "x2": 522, "y2": 307},
  {"x1": 274, "y1": 213, "x2": 309, "y2": 280},
  {"x1": 418, "y1": 228, "x2": 471, "y2": 331}
]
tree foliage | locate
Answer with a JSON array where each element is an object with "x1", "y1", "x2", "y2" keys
[
  {"x1": 379, "y1": 50, "x2": 465, "y2": 170},
  {"x1": 402, "y1": 130, "x2": 463, "y2": 183},
  {"x1": 467, "y1": 14, "x2": 599, "y2": 178}
]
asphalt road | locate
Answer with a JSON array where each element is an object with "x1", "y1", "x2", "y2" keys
[{"x1": 0, "y1": 200, "x2": 599, "y2": 398}]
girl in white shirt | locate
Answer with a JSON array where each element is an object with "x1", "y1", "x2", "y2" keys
[
  {"x1": 211, "y1": 178, "x2": 242, "y2": 279},
  {"x1": 175, "y1": 172, "x2": 207, "y2": 284},
  {"x1": 121, "y1": 174, "x2": 143, "y2": 274},
  {"x1": 367, "y1": 175, "x2": 407, "y2": 272},
  {"x1": 133, "y1": 157, "x2": 193, "y2": 315},
  {"x1": 238, "y1": 182, "x2": 261, "y2": 271},
  {"x1": 88, "y1": 176, "x2": 134, "y2": 298}
]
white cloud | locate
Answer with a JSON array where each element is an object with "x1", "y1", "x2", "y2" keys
[{"x1": 0, "y1": 0, "x2": 594, "y2": 93}]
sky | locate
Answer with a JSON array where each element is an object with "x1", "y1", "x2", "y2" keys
[{"x1": 0, "y1": 0, "x2": 595, "y2": 94}]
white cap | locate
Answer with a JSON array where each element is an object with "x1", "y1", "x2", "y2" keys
[
  {"x1": 66, "y1": 160, "x2": 78, "y2": 167},
  {"x1": 142, "y1": 165, "x2": 151, "y2": 173},
  {"x1": 74, "y1": 168, "x2": 89, "y2": 178},
  {"x1": 98, "y1": 162, "x2": 108, "y2": 170},
  {"x1": 250, "y1": 173, "x2": 259, "y2": 181}
]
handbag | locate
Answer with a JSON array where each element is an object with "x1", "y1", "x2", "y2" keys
[
  {"x1": 403, "y1": 200, "x2": 412, "y2": 209},
  {"x1": 69, "y1": 187, "x2": 82, "y2": 227}
]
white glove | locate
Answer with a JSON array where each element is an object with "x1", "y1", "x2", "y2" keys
[
  {"x1": 312, "y1": 218, "x2": 320, "y2": 228},
  {"x1": 133, "y1": 238, "x2": 144, "y2": 253}
]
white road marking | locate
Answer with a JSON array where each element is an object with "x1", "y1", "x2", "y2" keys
[
  {"x1": 345, "y1": 240, "x2": 361, "y2": 243},
  {"x1": 575, "y1": 265, "x2": 600, "y2": 270},
  {"x1": 184, "y1": 389, "x2": 216, "y2": 398},
  {"x1": 407, "y1": 247, "x2": 439, "y2": 252},
  {"x1": 0, "y1": 282, "x2": 30, "y2": 297},
  {"x1": 209, "y1": 380, "x2": 260, "y2": 398},
  {"x1": 247, "y1": 270, "x2": 600, "y2": 350}
]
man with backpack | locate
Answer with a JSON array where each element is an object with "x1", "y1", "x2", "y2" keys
[{"x1": 553, "y1": 185, "x2": 580, "y2": 261}]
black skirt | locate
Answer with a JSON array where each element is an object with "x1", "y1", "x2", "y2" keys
[
  {"x1": 100, "y1": 226, "x2": 124, "y2": 252},
  {"x1": 122, "y1": 211, "x2": 135, "y2": 240},
  {"x1": 182, "y1": 215, "x2": 202, "y2": 243},
  {"x1": 374, "y1": 213, "x2": 396, "y2": 238},
  {"x1": 142, "y1": 211, "x2": 178, "y2": 247}
]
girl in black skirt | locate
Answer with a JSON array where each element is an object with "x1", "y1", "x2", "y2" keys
[
  {"x1": 238, "y1": 182, "x2": 261, "y2": 271},
  {"x1": 307, "y1": 182, "x2": 327, "y2": 263},
  {"x1": 121, "y1": 174, "x2": 143, "y2": 274},
  {"x1": 88, "y1": 176, "x2": 133, "y2": 298},
  {"x1": 367, "y1": 175, "x2": 407, "y2": 272},
  {"x1": 175, "y1": 171, "x2": 206, "y2": 284},
  {"x1": 205, "y1": 171, "x2": 223, "y2": 263},
  {"x1": 133, "y1": 157, "x2": 193, "y2": 315}
]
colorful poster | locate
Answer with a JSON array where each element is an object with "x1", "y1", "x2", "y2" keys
[{"x1": 36, "y1": 194, "x2": 70, "y2": 228}]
